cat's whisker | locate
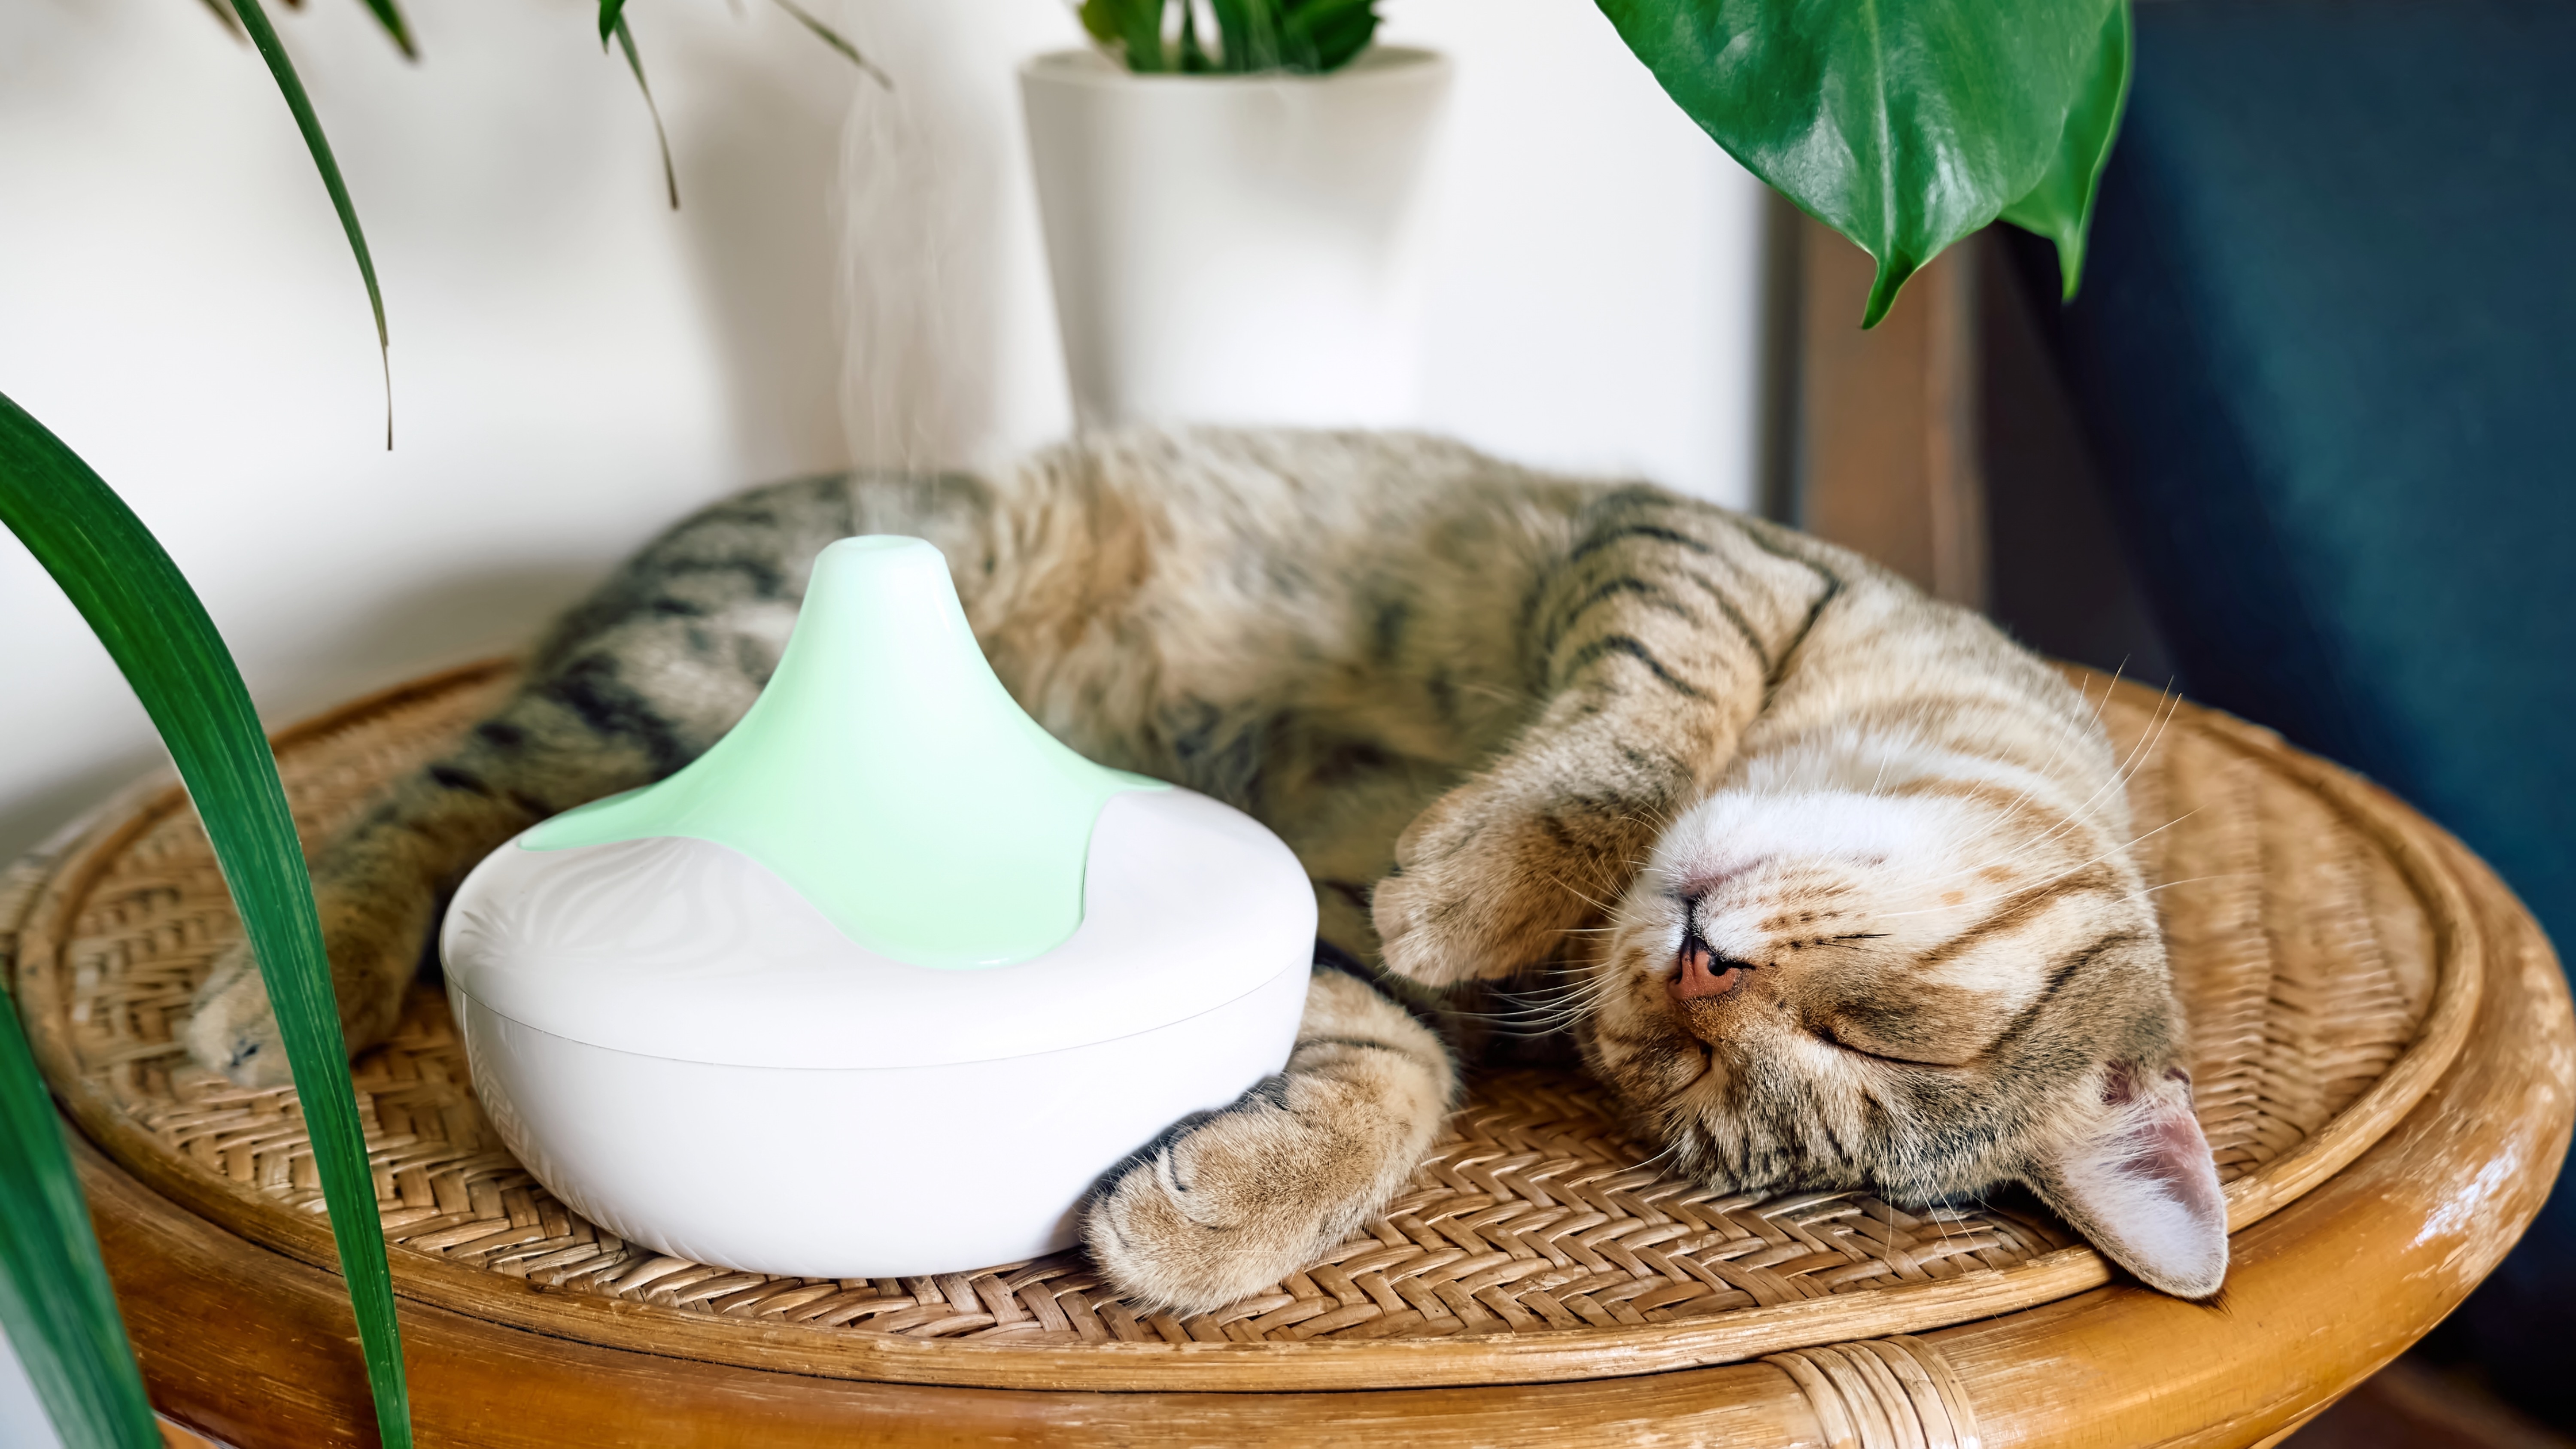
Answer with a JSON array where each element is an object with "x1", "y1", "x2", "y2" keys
[
  {"x1": 1543, "y1": 870, "x2": 1623, "y2": 918},
  {"x1": 1473, "y1": 980, "x2": 1607, "y2": 1016},
  {"x1": 1863, "y1": 721, "x2": 2152, "y2": 892},
  {"x1": 2008, "y1": 682, "x2": 2181, "y2": 858},
  {"x1": 1905, "y1": 686, "x2": 2184, "y2": 891},
  {"x1": 2144, "y1": 872, "x2": 2249, "y2": 895},
  {"x1": 1627, "y1": 1135, "x2": 1688, "y2": 1176},
  {"x1": 1877, "y1": 809, "x2": 2202, "y2": 921},
  {"x1": 1551, "y1": 925, "x2": 1622, "y2": 942},
  {"x1": 1468, "y1": 967, "x2": 1622, "y2": 1015}
]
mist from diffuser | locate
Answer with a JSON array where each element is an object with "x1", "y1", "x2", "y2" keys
[{"x1": 439, "y1": 536, "x2": 1315, "y2": 1277}]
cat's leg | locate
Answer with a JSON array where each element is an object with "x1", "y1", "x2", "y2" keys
[
  {"x1": 179, "y1": 504, "x2": 816, "y2": 1084},
  {"x1": 182, "y1": 677, "x2": 680, "y2": 1087},
  {"x1": 1372, "y1": 494, "x2": 1831, "y2": 986},
  {"x1": 1081, "y1": 963, "x2": 1457, "y2": 1314}
]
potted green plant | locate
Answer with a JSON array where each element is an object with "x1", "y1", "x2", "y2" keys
[{"x1": 1024, "y1": 3, "x2": 1450, "y2": 429}]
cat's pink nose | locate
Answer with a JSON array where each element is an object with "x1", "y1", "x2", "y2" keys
[{"x1": 1669, "y1": 934, "x2": 1748, "y2": 1002}]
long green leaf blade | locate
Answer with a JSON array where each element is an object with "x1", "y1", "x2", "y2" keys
[
  {"x1": 224, "y1": 0, "x2": 393, "y2": 445},
  {"x1": 766, "y1": 0, "x2": 892, "y2": 88},
  {"x1": 194, "y1": 0, "x2": 246, "y2": 41},
  {"x1": 611, "y1": 18, "x2": 681, "y2": 210},
  {"x1": 0, "y1": 976, "x2": 155, "y2": 1448},
  {"x1": 1998, "y1": 0, "x2": 2132, "y2": 299},
  {"x1": 0, "y1": 395, "x2": 414, "y2": 1449},
  {"x1": 351, "y1": 0, "x2": 418, "y2": 59},
  {"x1": 1595, "y1": 0, "x2": 2120, "y2": 326}
]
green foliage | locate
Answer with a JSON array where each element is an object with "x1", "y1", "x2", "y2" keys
[
  {"x1": 351, "y1": 0, "x2": 417, "y2": 59},
  {"x1": 0, "y1": 953, "x2": 156, "y2": 1448},
  {"x1": 769, "y1": 0, "x2": 895, "y2": 91},
  {"x1": 608, "y1": 14, "x2": 681, "y2": 210},
  {"x1": 1080, "y1": 0, "x2": 1381, "y2": 75},
  {"x1": 222, "y1": 0, "x2": 392, "y2": 441},
  {"x1": 1595, "y1": 0, "x2": 2134, "y2": 325},
  {"x1": 1998, "y1": 0, "x2": 2132, "y2": 301},
  {"x1": 0, "y1": 395, "x2": 414, "y2": 1449}
]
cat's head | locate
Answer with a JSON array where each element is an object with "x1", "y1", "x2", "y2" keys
[{"x1": 1573, "y1": 750, "x2": 2228, "y2": 1297}]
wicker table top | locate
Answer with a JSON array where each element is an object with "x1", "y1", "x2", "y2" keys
[{"x1": 4, "y1": 661, "x2": 2549, "y2": 1444}]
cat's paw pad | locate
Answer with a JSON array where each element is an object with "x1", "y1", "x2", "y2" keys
[
  {"x1": 1080, "y1": 1095, "x2": 1330, "y2": 1317},
  {"x1": 182, "y1": 942, "x2": 293, "y2": 1088}
]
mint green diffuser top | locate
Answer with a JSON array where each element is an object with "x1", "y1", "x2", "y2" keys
[{"x1": 523, "y1": 536, "x2": 1160, "y2": 969}]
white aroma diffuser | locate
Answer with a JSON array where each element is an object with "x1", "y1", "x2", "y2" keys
[{"x1": 440, "y1": 536, "x2": 1314, "y2": 1277}]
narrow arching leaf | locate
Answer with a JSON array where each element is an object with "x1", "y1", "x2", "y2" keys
[
  {"x1": 351, "y1": 0, "x2": 418, "y2": 59},
  {"x1": 766, "y1": 0, "x2": 892, "y2": 89},
  {"x1": 611, "y1": 17, "x2": 680, "y2": 209},
  {"x1": 0, "y1": 977, "x2": 156, "y2": 1448},
  {"x1": 1596, "y1": 0, "x2": 2118, "y2": 325},
  {"x1": 598, "y1": 0, "x2": 630, "y2": 46},
  {"x1": 0, "y1": 395, "x2": 415, "y2": 1449},
  {"x1": 194, "y1": 0, "x2": 246, "y2": 41},
  {"x1": 1999, "y1": 0, "x2": 2132, "y2": 299},
  {"x1": 223, "y1": 0, "x2": 393, "y2": 444}
]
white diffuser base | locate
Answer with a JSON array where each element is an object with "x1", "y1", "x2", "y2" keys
[{"x1": 450, "y1": 961, "x2": 1307, "y2": 1277}]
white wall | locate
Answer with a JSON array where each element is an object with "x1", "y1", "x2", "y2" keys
[{"x1": 1396, "y1": 0, "x2": 1769, "y2": 501}]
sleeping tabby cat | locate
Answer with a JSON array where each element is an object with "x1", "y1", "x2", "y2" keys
[{"x1": 184, "y1": 428, "x2": 2228, "y2": 1305}]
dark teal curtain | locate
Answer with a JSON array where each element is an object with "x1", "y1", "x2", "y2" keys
[{"x1": 2015, "y1": 0, "x2": 2576, "y2": 1420}]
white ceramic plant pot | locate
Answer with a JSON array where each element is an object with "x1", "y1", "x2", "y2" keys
[{"x1": 1020, "y1": 46, "x2": 1451, "y2": 430}]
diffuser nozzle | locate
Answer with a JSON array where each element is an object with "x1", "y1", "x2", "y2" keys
[{"x1": 524, "y1": 535, "x2": 1157, "y2": 968}]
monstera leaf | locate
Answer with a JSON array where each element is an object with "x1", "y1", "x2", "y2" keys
[
  {"x1": 1998, "y1": 0, "x2": 2133, "y2": 301},
  {"x1": 1596, "y1": 0, "x2": 2133, "y2": 324}
]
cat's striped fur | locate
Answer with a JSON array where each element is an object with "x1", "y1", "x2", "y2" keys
[{"x1": 185, "y1": 428, "x2": 2227, "y2": 1305}]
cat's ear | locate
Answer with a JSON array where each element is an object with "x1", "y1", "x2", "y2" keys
[{"x1": 2021, "y1": 1063, "x2": 2228, "y2": 1298}]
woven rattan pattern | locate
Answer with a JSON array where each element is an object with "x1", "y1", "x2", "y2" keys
[{"x1": 32, "y1": 666, "x2": 2432, "y2": 1348}]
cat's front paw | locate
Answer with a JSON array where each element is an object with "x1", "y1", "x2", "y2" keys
[
  {"x1": 1373, "y1": 779, "x2": 1606, "y2": 987},
  {"x1": 1081, "y1": 989, "x2": 1450, "y2": 1317},
  {"x1": 182, "y1": 941, "x2": 293, "y2": 1088},
  {"x1": 181, "y1": 893, "x2": 418, "y2": 1088},
  {"x1": 1081, "y1": 1094, "x2": 1339, "y2": 1316}
]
